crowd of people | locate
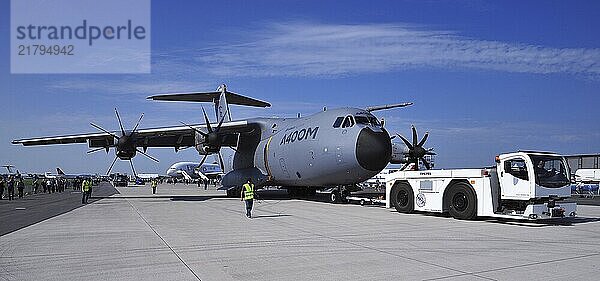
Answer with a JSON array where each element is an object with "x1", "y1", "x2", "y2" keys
[{"x1": 0, "y1": 175, "x2": 91, "y2": 202}]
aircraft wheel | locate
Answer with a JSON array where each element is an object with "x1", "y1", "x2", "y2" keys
[
  {"x1": 330, "y1": 191, "x2": 340, "y2": 203},
  {"x1": 447, "y1": 183, "x2": 477, "y2": 220},
  {"x1": 390, "y1": 182, "x2": 414, "y2": 213}
]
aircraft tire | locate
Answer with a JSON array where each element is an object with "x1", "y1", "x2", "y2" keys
[
  {"x1": 330, "y1": 191, "x2": 340, "y2": 203},
  {"x1": 447, "y1": 182, "x2": 477, "y2": 220},
  {"x1": 390, "y1": 182, "x2": 414, "y2": 213}
]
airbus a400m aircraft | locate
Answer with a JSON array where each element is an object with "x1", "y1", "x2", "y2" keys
[{"x1": 13, "y1": 85, "x2": 433, "y2": 201}]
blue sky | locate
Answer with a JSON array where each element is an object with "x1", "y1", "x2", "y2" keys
[{"x1": 1, "y1": 0, "x2": 599, "y2": 174}]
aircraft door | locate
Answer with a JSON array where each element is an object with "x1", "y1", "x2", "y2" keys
[{"x1": 500, "y1": 157, "x2": 533, "y2": 199}]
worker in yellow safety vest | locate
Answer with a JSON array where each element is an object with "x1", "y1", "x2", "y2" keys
[
  {"x1": 151, "y1": 179, "x2": 158, "y2": 194},
  {"x1": 241, "y1": 178, "x2": 255, "y2": 218},
  {"x1": 81, "y1": 178, "x2": 92, "y2": 204}
]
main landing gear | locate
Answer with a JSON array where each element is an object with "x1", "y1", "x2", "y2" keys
[{"x1": 329, "y1": 186, "x2": 350, "y2": 204}]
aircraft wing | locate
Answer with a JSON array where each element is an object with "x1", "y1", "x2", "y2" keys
[{"x1": 12, "y1": 120, "x2": 252, "y2": 149}]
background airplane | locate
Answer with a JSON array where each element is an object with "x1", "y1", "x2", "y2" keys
[
  {"x1": 45, "y1": 168, "x2": 96, "y2": 179},
  {"x1": 166, "y1": 161, "x2": 223, "y2": 181},
  {"x1": 12, "y1": 84, "x2": 430, "y2": 201}
]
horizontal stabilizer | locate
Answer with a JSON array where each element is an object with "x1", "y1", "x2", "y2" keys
[
  {"x1": 365, "y1": 102, "x2": 413, "y2": 112},
  {"x1": 147, "y1": 91, "x2": 271, "y2": 108}
]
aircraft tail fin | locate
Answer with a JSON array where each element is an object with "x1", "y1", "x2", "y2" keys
[
  {"x1": 147, "y1": 85, "x2": 271, "y2": 118},
  {"x1": 57, "y1": 167, "x2": 65, "y2": 175},
  {"x1": 215, "y1": 84, "x2": 232, "y2": 122}
]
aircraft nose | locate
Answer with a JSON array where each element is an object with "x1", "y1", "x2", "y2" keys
[{"x1": 356, "y1": 128, "x2": 392, "y2": 171}]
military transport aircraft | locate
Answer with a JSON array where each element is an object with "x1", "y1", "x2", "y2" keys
[{"x1": 12, "y1": 85, "x2": 433, "y2": 202}]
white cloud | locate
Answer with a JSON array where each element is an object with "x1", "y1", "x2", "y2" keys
[{"x1": 195, "y1": 22, "x2": 600, "y2": 78}]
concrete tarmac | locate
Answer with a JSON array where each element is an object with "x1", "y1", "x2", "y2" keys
[
  {"x1": 0, "y1": 184, "x2": 119, "y2": 236},
  {"x1": 1, "y1": 182, "x2": 599, "y2": 281}
]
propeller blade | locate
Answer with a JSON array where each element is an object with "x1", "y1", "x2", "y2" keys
[
  {"x1": 215, "y1": 107, "x2": 230, "y2": 131},
  {"x1": 179, "y1": 121, "x2": 208, "y2": 137},
  {"x1": 115, "y1": 108, "x2": 126, "y2": 136},
  {"x1": 135, "y1": 148, "x2": 159, "y2": 163},
  {"x1": 86, "y1": 147, "x2": 105, "y2": 154},
  {"x1": 201, "y1": 106, "x2": 213, "y2": 133},
  {"x1": 131, "y1": 113, "x2": 144, "y2": 133},
  {"x1": 129, "y1": 160, "x2": 137, "y2": 178},
  {"x1": 90, "y1": 123, "x2": 120, "y2": 140},
  {"x1": 197, "y1": 154, "x2": 209, "y2": 168},
  {"x1": 421, "y1": 157, "x2": 432, "y2": 170},
  {"x1": 217, "y1": 152, "x2": 225, "y2": 172},
  {"x1": 411, "y1": 125, "x2": 418, "y2": 147},
  {"x1": 401, "y1": 162, "x2": 411, "y2": 171},
  {"x1": 397, "y1": 134, "x2": 414, "y2": 150},
  {"x1": 106, "y1": 156, "x2": 118, "y2": 175},
  {"x1": 417, "y1": 132, "x2": 429, "y2": 147}
]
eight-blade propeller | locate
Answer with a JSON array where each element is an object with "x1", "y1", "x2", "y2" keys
[
  {"x1": 180, "y1": 106, "x2": 230, "y2": 172},
  {"x1": 393, "y1": 125, "x2": 436, "y2": 170},
  {"x1": 88, "y1": 108, "x2": 159, "y2": 177}
]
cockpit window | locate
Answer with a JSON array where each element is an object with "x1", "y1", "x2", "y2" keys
[
  {"x1": 354, "y1": 115, "x2": 381, "y2": 126},
  {"x1": 333, "y1": 117, "x2": 344, "y2": 128},
  {"x1": 341, "y1": 115, "x2": 355, "y2": 128}
]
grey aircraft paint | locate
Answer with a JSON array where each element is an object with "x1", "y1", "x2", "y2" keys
[{"x1": 221, "y1": 107, "x2": 391, "y2": 188}]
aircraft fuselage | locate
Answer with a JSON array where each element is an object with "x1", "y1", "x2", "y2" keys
[{"x1": 222, "y1": 107, "x2": 392, "y2": 188}]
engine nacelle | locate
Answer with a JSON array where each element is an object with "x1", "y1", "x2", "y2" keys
[
  {"x1": 115, "y1": 135, "x2": 137, "y2": 160},
  {"x1": 390, "y1": 142, "x2": 409, "y2": 164},
  {"x1": 194, "y1": 131, "x2": 221, "y2": 155}
]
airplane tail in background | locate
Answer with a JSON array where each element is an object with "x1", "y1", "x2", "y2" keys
[{"x1": 57, "y1": 167, "x2": 65, "y2": 175}]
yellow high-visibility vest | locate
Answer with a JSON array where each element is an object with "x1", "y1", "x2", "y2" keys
[
  {"x1": 243, "y1": 183, "x2": 254, "y2": 200},
  {"x1": 82, "y1": 180, "x2": 91, "y2": 192}
]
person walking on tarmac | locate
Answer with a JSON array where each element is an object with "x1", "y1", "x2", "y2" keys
[
  {"x1": 33, "y1": 177, "x2": 39, "y2": 194},
  {"x1": 7, "y1": 176, "x2": 15, "y2": 201},
  {"x1": 81, "y1": 178, "x2": 92, "y2": 204},
  {"x1": 241, "y1": 178, "x2": 255, "y2": 218},
  {"x1": 151, "y1": 178, "x2": 157, "y2": 194},
  {"x1": 0, "y1": 176, "x2": 5, "y2": 200},
  {"x1": 17, "y1": 178, "x2": 25, "y2": 199}
]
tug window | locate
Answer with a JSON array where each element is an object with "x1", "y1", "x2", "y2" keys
[
  {"x1": 504, "y1": 158, "x2": 529, "y2": 181},
  {"x1": 341, "y1": 116, "x2": 355, "y2": 128},
  {"x1": 333, "y1": 117, "x2": 344, "y2": 128}
]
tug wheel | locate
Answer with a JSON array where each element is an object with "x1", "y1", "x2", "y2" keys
[
  {"x1": 447, "y1": 183, "x2": 477, "y2": 220},
  {"x1": 390, "y1": 182, "x2": 414, "y2": 213}
]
